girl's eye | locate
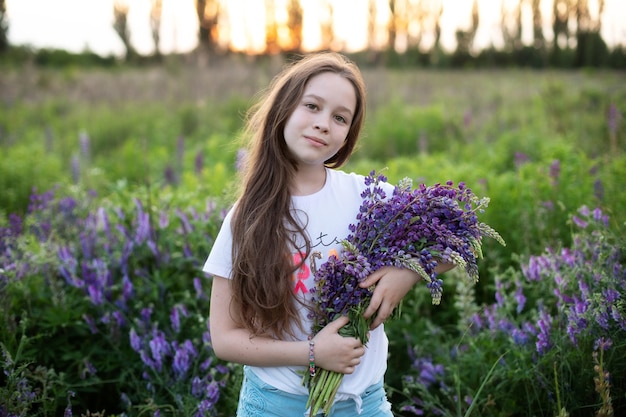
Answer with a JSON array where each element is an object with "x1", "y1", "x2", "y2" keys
[
  {"x1": 305, "y1": 103, "x2": 318, "y2": 110},
  {"x1": 334, "y1": 115, "x2": 347, "y2": 124}
]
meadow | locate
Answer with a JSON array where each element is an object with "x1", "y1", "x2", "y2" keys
[{"x1": 0, "y1": 57, "x2": 625, "y2": 416}]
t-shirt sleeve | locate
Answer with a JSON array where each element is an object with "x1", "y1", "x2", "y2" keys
[{"x1": 203, "y1": 207, "x2": 235, "y2": 279}]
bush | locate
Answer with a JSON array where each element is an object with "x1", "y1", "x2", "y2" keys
[
  {"x1": 395, "y1": 206, "x2": 625, "y2": 416},
  {"x1": 0, "y1": 185, "x2": 237, "y2": 416}
]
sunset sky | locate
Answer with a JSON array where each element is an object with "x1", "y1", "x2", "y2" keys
[{"x1": 5, "y1": 0, "x2": 626, "y2": 57}]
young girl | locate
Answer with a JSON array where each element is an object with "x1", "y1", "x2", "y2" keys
[{"x1": 204, "y1": 52, "x2": 451, "y2": 416}]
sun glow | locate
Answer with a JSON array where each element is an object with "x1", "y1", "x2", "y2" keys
[{"x1": 5, "y1": 0, "x2": 626, "y2": 56}]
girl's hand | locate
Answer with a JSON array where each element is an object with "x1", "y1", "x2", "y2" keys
[
  {"x1": 313, "y1": 315, "x2": 366, "y2": 374},
  {"x1": 359, "y1": 266, "x2": 421, "y2": 330}
]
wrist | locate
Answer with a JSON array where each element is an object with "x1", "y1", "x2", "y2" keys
[{"x1": 307, "y1": 336, "x2": 316, "y2": 377}]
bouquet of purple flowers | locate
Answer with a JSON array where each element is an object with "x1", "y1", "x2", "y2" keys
[{"x1": 304, "y1": 171, "x2": 505, "y2": 416}]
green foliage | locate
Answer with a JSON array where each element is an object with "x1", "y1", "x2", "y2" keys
[
  {"x1": 0, "y1": 144, "x2": 67, "y2": 217},
  {"x1": 361, "y1": 101, "x2": 456, "y2": 159},
  {"x1": 0, "y1": 186, "x2": 236, "y2": 416},
  {"x1": 394, "y1": 208, "x2": 626, "y2": 416},
  {"x1": 1, "y1": 67, "x2": 625, "y2": 415}
]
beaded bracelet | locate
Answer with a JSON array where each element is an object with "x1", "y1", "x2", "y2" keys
[{"x1": 308, "y1": 336, "x2": 316, "y2": 377}]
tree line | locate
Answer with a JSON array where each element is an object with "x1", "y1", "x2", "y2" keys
[
  {"x1": 1, "y1": 0, "x2": 624, "y2": 68},
  {"x1": 111, "y1": 0, "x2": 625, "y2": 68}
]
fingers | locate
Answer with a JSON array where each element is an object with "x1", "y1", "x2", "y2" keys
[
  {"x1": 314, "y1": 322, "x2": 366, "y2": 373},
  {"x1": 362, "y1": 290, "x2": 381, "y2": 319},
  {"x1": 327, "y1": 314, "x2": 350, "y2": 330},
  {"x1": 359, "y1": 267, "x2": 385, "y2": 288}
]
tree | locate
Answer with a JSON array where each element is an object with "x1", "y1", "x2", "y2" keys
[
  {"x1": 386, "y1": 0, "x2": 443, "y2": 56},
  {"x1": 530, "y1": 0, "x2": 546, "y2": 50},
  {"x1": 319, "y1": 0, "x2": 334, "y2": 50},
  {"x1": 196, "y1": 0, "x2": 220, "y2": 51},
  {"x1": 113, "y1": 0, "x2": 137, "y2": 60},
  {"x1": 285, "y1": 0, "x2": 303, "y2": 52},
  {"x1": 264, "y1": 0, "x2": 279, "y2": 54},
  {"x1": 501, "y1": 0, "x2": 522, "y2": 51},
  {"x1": 0, "y1": 0, "x2": 7, "y2": 52},
  {"x1": 455, "y1": 0, "x2": 479, "y2": 55},
  {"x1": 552, "y1": 0, "x2": 579, "y2": 50},
  {"x1": 150, "y1": 0, "x2": 163, "y2": 58},
  {"x1": 574, "y1": 0, "x2": 608, "y2": 66}
]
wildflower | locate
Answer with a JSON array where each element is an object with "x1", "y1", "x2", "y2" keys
[
  {"x1": 194, "y1": 150, "x2": 204, "y2": 175},
  {"x1": 536, "y1": 307, "x2": 553, "y2": 355},
  {"x1": 549, "y1": 159, "x2": 560, "y2": 185},
  {"x1": 607, "y1": 102, "x2": 620, "y2": 135}
]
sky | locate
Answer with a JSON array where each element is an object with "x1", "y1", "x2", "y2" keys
[{"x1": 5, "y1": 0, "x2": 626, "y2": 57}]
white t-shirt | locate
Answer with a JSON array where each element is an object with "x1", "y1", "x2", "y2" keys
[{"x1": 203, "y1": 168, "x2": 394, "y2": 403}]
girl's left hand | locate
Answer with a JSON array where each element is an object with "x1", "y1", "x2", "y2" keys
[{"x1": 359, "y1": 266, "x2": 420, "y2": 330}]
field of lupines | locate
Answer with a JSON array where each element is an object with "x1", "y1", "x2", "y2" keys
[{"x1": 1, "y1": 61, "x2": 625, "y2": 416}]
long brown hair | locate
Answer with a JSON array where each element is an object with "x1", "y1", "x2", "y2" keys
[{"x1": 229, "y1": 52, "x2": 367, "y2": 339}]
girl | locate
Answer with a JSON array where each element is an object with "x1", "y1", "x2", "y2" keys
[{"x1": 204, "y1": 52, "x2": 451, "y2": 416}]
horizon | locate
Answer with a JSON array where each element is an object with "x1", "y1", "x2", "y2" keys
[{"x1": 5, "y1": 0, "x2": 626, "y2": 58}]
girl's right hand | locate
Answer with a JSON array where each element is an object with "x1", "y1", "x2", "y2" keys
[{"x1": 312, "y1": 316, "x2": 366, "y2": 374}]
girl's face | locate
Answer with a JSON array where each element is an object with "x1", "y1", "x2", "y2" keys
[{"x1": 283, "y1": 72, "x2": 357, "y2": 169}]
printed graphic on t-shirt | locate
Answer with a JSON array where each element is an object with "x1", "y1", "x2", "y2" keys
[{"x1": 292, "y1": 246, "x2": 339, "y2": 295}]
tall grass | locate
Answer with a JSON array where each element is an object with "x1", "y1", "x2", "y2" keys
[{"x1": 0, "y1": 62, "x2": 624, "y2": 415}]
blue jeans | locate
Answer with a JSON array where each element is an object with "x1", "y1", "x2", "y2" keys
[{"x1": 236, "y1": 366, "x2": 394, "y2": 416}]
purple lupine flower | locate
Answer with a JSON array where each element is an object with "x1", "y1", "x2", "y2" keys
[
  {"x1": 512, "y1": 328, "x2": 529, "y2": 345},
  {"x1": 535, "y1": 307, "x2": 553, "y2": 355},
  {"x1": 83, "y1": 314, "x2": 99, "y2": 334},
  {"x1": 514, "y1": 280, "x2": 526, "y2": 313},
  {"x1": 194, "y1": 150, "x2": 204, "y2": 175},
  {"x1": 549, "y1": 159, "x2": 560, "y2": 185},
  {"x1": 594, "y1": 337, "x2": 613, "y2": 352},
  {"x1": 595, "y1": 307, "x2": 610, "y2": 329},
  {"x1": 176, "y1": 209, "x2": 193, "y2": 234},
  {"x1": 158, "y1": 211, "x2": 170, "y2": 229},
  {"x1": 215, "y1": 363, "x2": 229, "y2": 374},
  {"x1": 607, "y1": 102, "x2": 620, "y2": 135},
  {"x1": 593, "y1": 179, "x2": 604, "y2": 201},
  {"x1": 87, "y1": 284, "x2": 104, "y2": 305},
  {"x1": 610, "y1": 305, "x2": 626, "y2": 330},
  {"x1": 200, "y1": 357, "x2": 213, "y2": 372},
  {"x1": 80, "y1": 359, "x2": 97, "y2": 379},
  {"x1": 194, "y1": 277, "x2": 208, "y2": 300},
  {"x1": 170, "y1": 306, "x2": 181, "y2": 333},
  {"x1": 79, "y1": 130, "x2": 90, "y2": 159},
  {"x1": 134, "y1": 199, "x2": 151, "y2": 245},
  {"x1": 572, "y1": 215, "x2": 588, "y2": 229},
  {"x1": 514, "y1": 151, "x2": 530, "y2": 170},
  {"x1": 113, "y1": 311, "x2": 126, "y2": 328},
  {"x1": 58, "y1": 246, "x2": 79, "y2": 286},
  {"x1": 164, "y1": 165, "x2": 176, "y2": 185},
  {"x1": 130, "y1": 328, "x2": 142, "y2": 352},
  {"x1": 64, "y1": 391, "x2": 75, "y2": 417},
  {"x1": 522, "y1": 255, "x2": 544, "y2": 281},
  {"x1": 172, "y1": 340, "x2": 198, "y2": 379},
  {"x1": 121, "y1": 274, "x2": 134, "y2": 303},
  {"x1": 495, "y1": 279, "x2": 506, "y2": 307},
  {"x1": 148, "y1": 330, "x2": 170, "y2": 372},
  {"x1": 417, "y1": 360, "x2": 444, "y2": 387},
  {"x1": 139, "y1": 348, "x2": 157, "y2": 371},
  {"x1": 191, "y1": 376, "x2": 204, "y2": 397},
  {"x1": 121, "y1": 392, "x2": 132, "y2": 408},
  {"x1": 141, "y1": 307, "x2": 153, "y2": 324}
]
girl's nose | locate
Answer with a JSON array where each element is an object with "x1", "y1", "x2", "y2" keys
[{"x1": 314, "y1": 117, "x2": 329, "y2": 133}]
